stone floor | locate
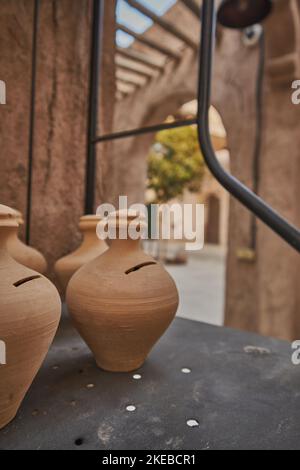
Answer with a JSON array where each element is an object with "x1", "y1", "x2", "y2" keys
[
  {"x1": 166, "y1": 245, "x2": 226, "y2": 326},
  {"x1": 2, "y1": 313, "x2": 298, "y2": 450}
]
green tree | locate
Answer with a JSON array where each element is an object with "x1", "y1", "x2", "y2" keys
[{"x1": 147, "y1": 125, "x2": 205, "y2": 203}]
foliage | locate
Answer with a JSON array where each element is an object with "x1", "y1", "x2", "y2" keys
[{"x1": 147, "y1": 125, "x2": 205, "y2": 203}]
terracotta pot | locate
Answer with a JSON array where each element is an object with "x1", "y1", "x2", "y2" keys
[
  {"x1": 0, "y1": 205, "x2": 61, "y2": 430},
  {"x1": 55, "y1": 215, "x2": 108, "y2": 293},
  {"x1": 66, "y1": 210, "x2": 179, "y2": 372},
  {"x1": 6, "y1": 210, "x2": 47, "y2": 274}
]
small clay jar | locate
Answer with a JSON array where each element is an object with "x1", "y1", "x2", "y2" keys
[
  {"x1": 0, "y1": 205, "x2": 61, "y2": 430},
  {"x1": 55, "y1": 215, "x2": 108, "y2": 293},
  {"x1": 66, "y1": 210, "x2": 179, "y2": 372},
  {"x1": 6, "y1": 210, "x2": 47, "y2": 274}
]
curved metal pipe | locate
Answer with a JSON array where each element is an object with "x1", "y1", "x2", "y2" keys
[{"x1": 197, "y1": 0, "x2": 300, "y2": 252}]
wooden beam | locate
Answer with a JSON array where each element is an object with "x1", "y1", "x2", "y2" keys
[
  {"x1": 117, "y1": 78, "x2": 139, "y2": 88},
  {"x1": 116, "y1": 64, "x2": 154, "y2": 80},
  {"x1": 116, "y1": 47, "x2": 164, "y2": 71},
  {"x1": 125, "y1": 0, "x2": 198, "y2": 50},
  {"x1": 116, "y1": 71, "x2": 143, "y2": 88},
  {"x1": 117, "y1": 81, "x2": 135, "y2": 94},
  {"x1": 180, "y1": 0, "x2": 202, "y2": 19},
  {"x1": 116, "y1": 61, "x2": 153, "y2": 79},
  {"x1": 117, "y1": 23, "x2": 181, "y2": 60}
]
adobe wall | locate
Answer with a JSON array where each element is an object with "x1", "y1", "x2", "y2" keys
[{"x1": 0, "y1": 0, "x2": 116, "y2": 284}]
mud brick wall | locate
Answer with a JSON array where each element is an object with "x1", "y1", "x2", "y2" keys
[{"x1": 0, "y1": 0, "x2": 116, "y2": 284}]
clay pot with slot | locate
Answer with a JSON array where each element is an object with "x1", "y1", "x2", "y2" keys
[
  {"x1": 66, "y1": 210, "x2": 179, "y2": 372},
  {"x1": 0, "y1": 205, "x2": 61, "y2": 430},
  {"x1": 6, "y1": 210, "x2": 47, "y2": 274},
  {"x1": 55, "y1": 215, "x2": 108, "y2": 293}
]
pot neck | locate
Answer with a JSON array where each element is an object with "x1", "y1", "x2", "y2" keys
[
  {"x1": 81, "y1": 228, "x2": 102, "y2": 246},
  {"x1": 0, "y1": 205, "x2": 20, "y2": 261},
  {"x1": 0, "y1": 227, "x2": 16, "y2": 261},
  {"x1": 9, "y1": 226, "x2": 19, "y2": 241},
  {"x1": 103, "y1": 210, "x2": 147, "y2": 253},
  {"x1": 79, "y1": 215, "x2": 104, "y2": 248}
]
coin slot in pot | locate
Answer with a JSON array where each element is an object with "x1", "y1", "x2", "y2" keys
[
  {"x1": 14, "y1": 275, "x2": 42, "y2": 287},
  {"x1": 125, "y1": 262, "x2": 157, "y2": 275}
]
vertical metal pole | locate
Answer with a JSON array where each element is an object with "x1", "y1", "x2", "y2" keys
[
  {"x1": 251, "y1": 31, "x2": 265, "y2": 250},
  {"x1": 85, "y1": 0, "x2": 103, "y2": 215},
  {"x1": 26, "y1": 0, "x2": 39, "y2": 245}
]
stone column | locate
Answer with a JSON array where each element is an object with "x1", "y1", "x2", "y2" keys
[
  {"x1": 212, "y1": 30, "x2": 260, "y2": 333},
  {"x1": 221, "y1": 0, "x2": 300, "y2": 340},
  {"x1": 255, "y1": 0, "x2": 300, "y2": 340}
]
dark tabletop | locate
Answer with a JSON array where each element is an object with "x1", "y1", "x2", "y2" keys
[{"x1": 0, "y1": 306, "x2": 299, "y2": 450}]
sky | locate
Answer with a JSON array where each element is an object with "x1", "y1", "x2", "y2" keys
[{"x1": 116, "y1": 0, "x2": 177, "y2": 48}]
